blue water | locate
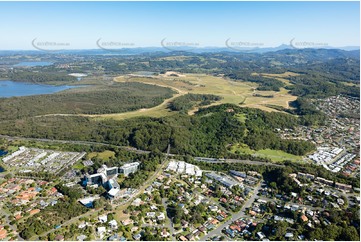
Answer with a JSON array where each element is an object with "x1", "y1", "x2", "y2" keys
[
  {"x1": 0, "y1": 150, "x2": 6, "y2": 172},
  {"x1": 14, "y1": 61, "x2": 53, "y2": 67},
  {"x1": 0, "y1": 150, "x2": 7, "y2": 157},
  {"x1": 0, "y1": 80, "x2": 77, "y2": 98}
]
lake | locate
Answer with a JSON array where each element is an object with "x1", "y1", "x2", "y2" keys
[
  {"x1": 14, "y1": 61, "x2": 53, "y2": 67},
  {"x1": 0, "y1": 80, "x2": 77, "y2": 98}
]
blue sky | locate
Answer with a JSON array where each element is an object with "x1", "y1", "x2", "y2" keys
[{"x1": 0, "y1": 1, "x2": 359, "y2": 50}]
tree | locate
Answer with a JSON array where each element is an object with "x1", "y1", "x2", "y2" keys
[
  {"x1": 274, "y1": 221, "x2": 288, "y2": 240},
  {"x1": 323, "y1": 224, "x2": 341, "y2": 241},
  {"x1": 309, "y1": 228, "x2": 324, "y2": 241},
  {"x1": 338, "y1": 227, "x2": 359, "y2": 241},
  {"x1": 4, "y1": 173, "x2": 12, "y2": 179}
]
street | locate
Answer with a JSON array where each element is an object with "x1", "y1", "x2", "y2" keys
[{"x1": 201, "y1": 181, "x2": 263, "y2": 240}]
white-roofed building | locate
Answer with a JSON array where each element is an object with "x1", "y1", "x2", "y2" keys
[
  {"x1": 166, "y1": 160, "x2": 202, "y2": 176},
  {"x1": 98, "y1": 215, "x2": 108, "y2": 223},
  {"x1": 119, "y1": 162, "x2": 140, "y2": 176}
]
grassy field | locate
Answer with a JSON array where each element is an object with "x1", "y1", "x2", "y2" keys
[
  {"x1": 230, "y1": 143, "x2": 303, "y2": 162},
  {"x1": 97, "y1": 72, "x2": 297, "y2": 120},
  {"x1": 86, "y1": 150, "x2": 115, "y2": 161},
  {"x1": 7, "y1": 146, "x2": 19, "y2": 152},
  {"x1": 257, "y1": 71, "x2": 300, "y2": 86},
  {"x1": 72, "y1": 162, "x2": 84, "y2": 170}
]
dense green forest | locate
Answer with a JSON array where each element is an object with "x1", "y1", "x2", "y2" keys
[
  {"x1": 289, "y1": 98, "x2": 327, "y2": 126},
  {"x1": 286, "y1": 74, "x2": 360, "y2": 98},
  {"x1": 0, "y1": 104, "x2": 316, "y2": 158},
  {"x1": 8, "y1": 70, "x2": 77, "y2": 84},
  {"x1": 0, "y1": 82, "x2": 175, "y2": 120},
  {"x1": 168, "y1": 93, "x2": 222, "y2": 113}
]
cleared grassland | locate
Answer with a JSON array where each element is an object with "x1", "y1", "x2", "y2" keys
[
  {"x1": 86, "y1": 150, "x2": 115, "y2": 161},
  {"x1": 101, "y1": 72, "x2": 297, "y2": 119},
  {"x1": 230, "y1": 143, "x2": 303, "y2": 162},
  {"x1": 251, "y1": 71, "x2": 300, "y2": 86}
]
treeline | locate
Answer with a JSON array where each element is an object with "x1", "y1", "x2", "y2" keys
[
  {"x1": 0, "y1": 82, "x2": 175, "y2": 121},
  {"x1": 226, "y1": 71, "x2": 285, "y2": 91},
  {"x1": 168, "y1": 93, "x2": 222, "y2": 113},
  {"x1": 9, "y1": 70, "x2": 76, "y2": 84}
]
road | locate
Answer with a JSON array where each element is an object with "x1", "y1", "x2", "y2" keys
[
  {"x1": 195, "y1": 157, "x2": 284, "y2": 168},
  {"x1": 200, "y1": 181, "x2": 263, "y2": 240},
  {"x1": 162, "y1": 198, "x2": 176, "y2": 240},
  {"x1": 0, "y1": 135, "x2": 285, "y2": 169},
  {"x1": 225, "y1": 159, "x2": 285, "y2": 167},
  {"x1": 0, "y1": 135, "x2": 150, "y2": 155}
]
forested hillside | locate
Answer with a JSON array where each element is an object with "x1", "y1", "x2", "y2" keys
[{"x1": 0, "y1": 104, "x2": 316, "y2": 158}]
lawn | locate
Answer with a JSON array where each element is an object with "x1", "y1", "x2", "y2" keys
[
  {"x1": 7, "y1": 146, "x2": 19, "y2": 152},
  {"x1": 86, "y1": 150, "x2": 115, "y2": 161},
  {"x1": 73, "y1": 161, "x2": 85, "y2": 170},
  {"x1": 255, "y1": 149, "x2": 303, "y2": 162},
  {"x1": 230, "y1": 143, "x2": 303, "y2": 162}
]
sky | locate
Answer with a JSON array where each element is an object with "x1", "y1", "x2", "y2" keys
[{"x1": 0, "y1": 1, "x2": 359, "y2": 50}]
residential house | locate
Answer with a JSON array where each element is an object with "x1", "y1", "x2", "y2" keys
[
  {"x1": 54, "y1": 235, "x2": 64, "y2": 241},
  {"x1": 108, "y1": 220, "x2": 118, "y2": 230},
  {"x1": 179, "y1": 235, "x2": 188, "y2": 241},
  {"x1": 76, "y1": 235, "x2": 87, "y2": 241},
  {"x1": 98, "y1": 215, "x2": 108, "y2": 223},
  {"x1": 132, "y1": 233, "x2": 141, "y2": 240},
  {"x1": 97, "y1": 227, "x2": 106, "y2": 239},
  {"x1": 122, "y1": 219, "x2": 133, "y2": 226},
  {"x1": 158, "y1": 213, "x2": 165, "y2": 221}
]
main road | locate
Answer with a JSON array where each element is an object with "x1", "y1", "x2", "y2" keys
[{"x1": 0, "y1": 135, "x2": 284, "y2": 169}]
